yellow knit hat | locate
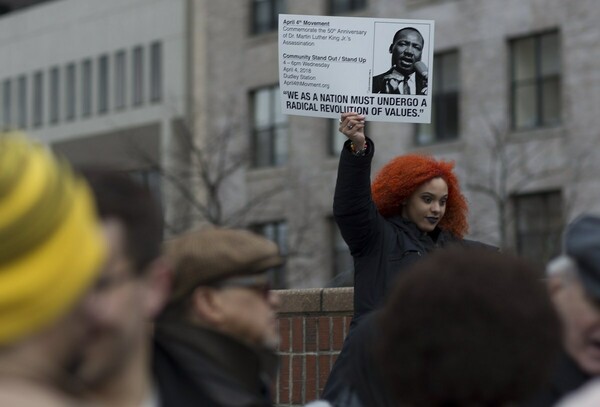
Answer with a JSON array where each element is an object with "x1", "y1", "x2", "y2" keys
[{"x1": 0, "y1": 133, "x2": 107, "y2": 345}]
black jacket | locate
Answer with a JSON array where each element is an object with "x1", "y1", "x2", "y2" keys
[
  {"x1": 330, "y1": 312, "x2": 395, "y2": 407},
  {"x1": 372, "y1": 67, "x2": 427, "y2": 95},
  {"x1": 520, "y1": 352, "x2": 591, "y2": 407},
  {"x1": 153, "y1": 321, "x2": 278, "y2": 407}
]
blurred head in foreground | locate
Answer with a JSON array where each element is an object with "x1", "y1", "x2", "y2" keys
[
  {"x1": 76, "y1": 169, "x2": 170, "y2": 405},
  {"x1": 0, "y1": 133, "x2": 106, "y2": 402},
  {"x1": 547, "y1": 214, "x2": 600, "y2": 375},
  {"x1": 377, "y1": 247, "x2": 561, "y2": 406}
]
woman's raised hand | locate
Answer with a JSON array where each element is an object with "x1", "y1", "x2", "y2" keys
[{"x1": 338, "y1": 112, "x2": 366, "y2": 150}]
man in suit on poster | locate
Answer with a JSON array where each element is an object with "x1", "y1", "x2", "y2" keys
[{"x1": 372, "y1": 27, "x2": 428, "y2": 95}]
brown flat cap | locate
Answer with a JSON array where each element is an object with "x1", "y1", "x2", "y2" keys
[{"x1": 165, "y1": 227, "x2": 284, "y2": 303}]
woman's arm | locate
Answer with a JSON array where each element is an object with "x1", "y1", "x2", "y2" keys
[{"x1": 333, "y1": 113, "x2": 384, "y2": 256}]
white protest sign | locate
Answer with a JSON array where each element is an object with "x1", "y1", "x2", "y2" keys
[{"x1": 279, "y1": 14, "x2": 434, "y2": 123}]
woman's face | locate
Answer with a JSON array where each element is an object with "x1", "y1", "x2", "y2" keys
[{"x1": 401, "y1": 177, "x2": 448, "y2": 233}]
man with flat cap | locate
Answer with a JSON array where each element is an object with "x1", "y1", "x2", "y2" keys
[
  {"x1": 153, "y1": 227, "x2": 283, "y2": 407},
  {"x1": 523, "y1": 214, "x2": 600, "y2": 406}
]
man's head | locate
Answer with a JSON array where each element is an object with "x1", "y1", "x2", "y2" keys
[
  {"x1": 0, "y1": 134, "x2": 106, "y2": 379},
  {"x1": 74, "y1": 170, "x2": 170, "y2": 386},
  {"x1": 389, "y1": 27, "x2": 424, "y2": 76},
  {"x1": 378, "y1": 247, "x2": 561, "y2": 406},
  {"x1": 548, "y1": 214, "x2": 600, "y2": 375},
  {"x1": 161, "y1": 228, "x2": 283, "y2": 350}
]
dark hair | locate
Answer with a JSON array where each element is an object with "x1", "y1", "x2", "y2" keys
[
  {"x1": 81, "y1": 169, "x2": 163, "y2": 274},
  {"x1": 377, "y1": 247, "x2": 561, "y2": 406},
  {"x1": 392, "y1": 27, "x2": 424, "y2": 46}
]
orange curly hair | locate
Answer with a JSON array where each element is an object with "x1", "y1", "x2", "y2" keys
[{"x1": 371, "y1": 154, "x2": 468, "y2": 238}]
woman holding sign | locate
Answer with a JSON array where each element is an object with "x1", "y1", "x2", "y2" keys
[
  {"x1": 333, "y1": 111, "x2": 478, "y2": 321},
  {"x1": 323, "y1": 111, "x2": 493, "y2": 404}
]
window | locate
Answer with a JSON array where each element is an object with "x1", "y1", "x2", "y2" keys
[
  {"x1": 2, "y1": 79, "x2": 11, "y2": 128},
  {"x1": 98, "y1": 55, "x2": 109, "y2": 114},
  {"x1": 65, "y1": 63, "x2": 76, "y2": 120},
  {"x1": 252, "y1": 0, "x2": 285, "y2": 34},
  {"x1": 416, "y1": 51, "x2": 459, "y2": 145},
  {"x1": 49, "y1": 66, "x2": 60, "y2": 124},
  {"x1": 114, "y1": 50, "x2": 126, "y2": 109},
  {"x1": 33, "y1": 71, "x2": 44, "y2": 127},
  {"x1": 330, "y1": 219, "x2": 353, "y2": 287},
  {"x1": 81, "y1": 59, "x2": 92, "y2": 117},
  {"x1": 510, "y1": 31, "x2": 561, "y2": 130},
  {"x1": 251, "y1": 221, "x2": 287, "y2": 288},
  {"x1": 329, "y1": 0, "x2": 366, "y2": 14},
  {"x1": 251, "y1": 85, "x2": 288, "y2": 167},
  {"x1": 150, "y1": 41, "x2": 162, "y2": 102},
  {"x1": 128, "y1": 168, "x2": 162, "y2": 210},
  {"x1": 17, "y1": 76, "x2": 27, "y2": 129},
  {"x1": 132, "y1": 46, "x2": 144, "y2": 106},
  {"x1": 514, "y1": 191, "x2": 563, "y2": 266},
  {"x1": 329, "y1": 118, "x2": 346, "y2": 156}
]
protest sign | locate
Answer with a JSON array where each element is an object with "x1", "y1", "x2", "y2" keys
[{"x1": 279, "y1": 14, "x2": 434, "y2": 123}]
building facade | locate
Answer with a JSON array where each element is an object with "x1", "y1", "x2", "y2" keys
[
  {"x1": 191, "y1": 0, "x2": 600, "y2": 287},
  {"x1": 2, "y1": 0, "x2": 599, "y2": 288},
  {"x1": 0, "y1": 0, "x2": 188, "y2": 227}
]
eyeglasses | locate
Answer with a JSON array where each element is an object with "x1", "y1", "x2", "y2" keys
[{"x1": 212, "y1": 279, "x2": 272, "y2": 300}]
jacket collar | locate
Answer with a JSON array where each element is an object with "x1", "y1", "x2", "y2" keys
[
  {"x1": 388, "y1": 216, "x2": 443, "y2": 240},
  {"x1": 155, "y1": 320, "x2": 278, "y2": 394}
]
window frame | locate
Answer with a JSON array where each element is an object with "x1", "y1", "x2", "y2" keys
[
  {"x1": 2, "y1": 79, "x2": 12, "y2": 128},
  {"x1": 415, "y1": 50, "x2": 460, "y2": 145},
  {"x1": 330, "y1": 218, "x2": 353, "y2": 287},
  {"x1": 328, "y1": 118, "x2": 346, "y2": 156},
  {"x1": 114, "y1": 50, "x2": 127, "y2": 110},
  {"x1": 250, "y1": 85, "x2": 288, "y2": 168},
  {"x1": 132, "y1": 45, "x2": 144, "y2": 106},
  {"x1": 250, "y1": 221, "x2": 288, "y2": 289},
  {"x1": 17, "y1": 75, "x2": 27, "y2": 129},
  {"x1": 65, "y1": 63, "x2": 76, "y2": 121},
  {"x1": 33, "y1": 70, "x2": 44, "y2": 127},
  {"x1": 251, "y1": 0, "x2": 284, "y2": 35},
  {"x1": 513, "y1": 190, "x2": 563, "y2": 266},
  {"x1": 150, "y1": 41, "x2": 162, "y2": 103},
  {"x1": 328, "y1": 0, "x2": 367, "y2": 15},
  {"x1": 509, "y1": 30, "x2": 561, "y2": 131},
  {"x1": 97, "y1": 54, "x2": 109, "y2": 114},
  {"x1": 49, "y1": 66, "x2": 60, "y2": 124},
  {"x1": 81, "y1": 59, "x2": 93, "y2": 118}
]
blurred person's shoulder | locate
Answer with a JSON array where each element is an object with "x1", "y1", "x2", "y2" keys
[{"x1": 557, "y1": 378, "x2": 600, "y2": 407}]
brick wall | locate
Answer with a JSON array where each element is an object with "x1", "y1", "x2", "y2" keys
[{"x1": 274, "y1": 287, "x2": 354, "y2": 406}]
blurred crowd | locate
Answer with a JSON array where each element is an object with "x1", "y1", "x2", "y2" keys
[{"x1": 3, "y1": 129, "x2": 600, "y2": 407}]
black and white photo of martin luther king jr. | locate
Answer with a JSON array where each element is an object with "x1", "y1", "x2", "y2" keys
[{"x1": 372, "y1": 27, "x2": 428, "y2": 95}]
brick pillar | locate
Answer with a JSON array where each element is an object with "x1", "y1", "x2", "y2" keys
[{"x1": 273, "y1": 287, "x2": 353, "y2": 407}]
